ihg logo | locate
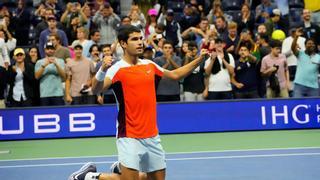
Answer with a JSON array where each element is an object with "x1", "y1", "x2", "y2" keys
[{"x1": 260, "y1": 104, "x2": 320, "y2": 125}]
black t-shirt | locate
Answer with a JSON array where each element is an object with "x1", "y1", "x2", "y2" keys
[
  {"x1": 234, "y1": 59, "x2": 258, "y2": 92},
  {"x1": 183, "y1": 62, "x2": 205, "y2": 93}
]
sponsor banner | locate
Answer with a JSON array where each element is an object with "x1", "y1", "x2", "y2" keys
[{"x1": 1, "y1": 98, "x2": 319, "y2": 140}]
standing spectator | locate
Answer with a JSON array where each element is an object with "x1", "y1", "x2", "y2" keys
[
  {"x1": 207, "y1": 0, "x2": 224, "y2": 25},
  {"x1": 39, "y1": 15, "x2": 68, "y2": 58},
  {"x1": 264, "y1": 9, "x2": 286, "y2": 37},
  {"x1": 96, "y1": 44, "x2": 117, "y2": 104},
  {"x1": 0, "y1": 29, "x2": 10, "y2": 68},
  {"x1": 224, "y1": 21, "x2": 240, "y2": 57},
  {"x1": 71, "y1": 27, "x2": 91, "y2": 58},
  {"x1": 35, "y1": 8, "x2": 65, "y2": 42},
  {"x1": 92, "y1": 2, "x2": 120, "y2": 45},
  {"x1": 127, "y1": 4, "x2": 146, "y2": 27},
  {"x1": 300, "y1": 9, "x2": 320, "y2": 51},
  {"x1": 179, "y1": 4, "x2": 201, "y2": 33},
  {"x1": 154, "y1": 41, "x2": 183, "y2": 102},
  {"x1": 204, "y1": 37, "x2": 235, "y2": 100},
  {"x1": 60, "y1": 2, "x2": 88, "y2": 30},
  {"x1": 236, "y1": 3, "x2": 255, "y2": 34},
  {"x1": 281, "y1": 28, "x2": 306, "y2": 96},
  {"x1": 87, "y1": 30, "x2": 101, "y2": 55},
  {"x1": 11, "y1": 0, "x2": 31, "y2": 46},
  {"x1": 291, "y1": 31, "x2": 320, "y2": 97},
  {"x1": 182, "y1": 17, "x2": 209, "y2": 48},
  {"x1": 255, "y1": 0, "x2": 277, "y2": 24},
  {"x1": 25, "y1": 46, "x2": 41, "y2": 106},
  {"x1": 260, "y1": 40, "x2": 289, "y2": 98},
  {"x1": 88, "y1": 44, "x2": 101, "y2": 67},
  {"x1": 145, "y1": 8, "x2": 158, "y2": 38},
  {"x1": 35, "y1": 42, "x2": 66, "y2": 106},
  {"x1": 42, "y1": 0, "x2": 63, "y2": 18},
  {"x1": 215, "y1": 16, "x2": 229, "y2": 40},
  {"x1": 0, "y1": 65, "x2": 6, "y2": 108},
  {"x1": 183, "y1": 41, "x2": 206, "y2": 101},
  {"x1": 0, "y1": 25, "x2": 17, "y2": 53},
  {"x1": 304, "y1": 0, "x2": 320, "y2": 26},
  {"x1": 233, "y1": 43, "x2": 259, "y2": 99},
  {"x1": 65, "y1": 44, "x2": 96, "y2": 105},
  {"x1": 130, "y1": 9, "x2": 145, "y2": 34},
  {"x1": 48, "y1": 33, "x2": 71, "y2": 61},
  {"x1": 6, "y1": 48, "x2": 35, "y2": 107}
]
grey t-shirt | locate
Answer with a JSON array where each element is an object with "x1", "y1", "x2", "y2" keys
[{"x1": 153, "y1": 55, "x2": 183, "y2": 95}]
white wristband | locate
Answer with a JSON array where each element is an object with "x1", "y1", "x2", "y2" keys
[{"x1": 95, "y1": 68, "x2": 107, "y2": 82}]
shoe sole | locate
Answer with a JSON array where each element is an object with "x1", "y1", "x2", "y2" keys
[{"x1": 68, "y1": 162, "x2": 95, "y2": 180}]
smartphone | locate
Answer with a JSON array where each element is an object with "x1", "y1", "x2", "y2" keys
[{"x1": 156, "y1": 34, "x2": 163, "y2": 39}]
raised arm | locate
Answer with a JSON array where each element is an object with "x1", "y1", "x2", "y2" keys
[
  {"x1": 163, "y1": 49, "x2": 208, "y2": 80},
  {"x1": 92, "y1": 56, "x2": 113, "y2": 94}
]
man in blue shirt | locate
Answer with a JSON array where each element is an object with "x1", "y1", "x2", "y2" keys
[{"x1": 291, "y1": 29, "x2": 320, "y2": 97}]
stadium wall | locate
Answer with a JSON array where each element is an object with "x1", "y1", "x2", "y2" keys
[{"x1": 1, "y1": 98, "x2": 320, "y2": 140}]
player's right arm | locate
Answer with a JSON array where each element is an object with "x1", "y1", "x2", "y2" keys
[{"x1": 92, "y1": 56, "x2": 113, "y2": 94}]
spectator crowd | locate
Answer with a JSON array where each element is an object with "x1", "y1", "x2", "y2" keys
[{"x1": 0, "y1": 0, "x2": 320, "y2": 108}]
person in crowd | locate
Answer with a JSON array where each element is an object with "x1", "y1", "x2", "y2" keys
[
  {"x1": 179, "y1": 4, "x2": 201, "y2": 32},
  {"x1": 71, "y1": 27, "x2": 91, "y2": 58},
  {"x1": 92, "y1": 2, "x2": 120, "y2": 45},
  {"x1": 48, "y1": 33, "x2": 71, "y2": 61},
  {"x1": 207, "y1": 0, "x2": 224, "y2": 25},
  {"x1": 214, "y1": 16, "x2": 228, "y2": 40},
  {"x1": 87, "y1": 30, "x2": 101, "y2": 55},
  {"x1": 154, "y1": 41, "x2": 183, "y2": 102},
  {"x1": 223, "y1": 21, "x2": 240, "y2": 57},
  {"x1": 39, "y1": 15, "x2": 68, "y2": 58},
  {"x1": 265, "y1": 9, "x2": 286, "y2": 37},
  {"x1": 204, "y1": 37, "x2": 235, "y2": 100},
  {"x1": 89, "y1": 44, "x2": 101, "y2": 68},
  {"x1": 232, "y1": 43, "x2": 259, "y2": 99},
  {"x1": 291, "y1": 30, "x2": 320, "y2": 97},
  {"x1": 182, "y1": 17, "x2": 209, "y2": 48},
  {"x1": 236, "y1": 3, "x2": 255, "y2": 34},
  {"x1": 35, "y1": 42, "x2": 66, "y2": 106},
  {"x1": 281, "y1": 28, "x2": 306, "y2": 96},
  {"x1": 145, "y1": 8, "x2": 158, "y2": 38},
  {"x1": 6, "y1": 48, "x2": 35, "y2": 107},
  {"x1": 130, "y1": 9, "x2": 145, "y2": 34},
  {"x1": 10, "y1": 0, "x2": 31, "y2": 46},
  {"x1": 35, "y1": 8, "x2": 65, "y2": 42},
  {"x1": 255, "y1": 0, "x2": 277, "y2": 24},
  {"x1": 0, "y1": 65, "x2": 6, "y2": 108},
  {"x1": 260, "y1": 39, "x2": 289, "y2": 98},
  {"x1": 95, "y1": 45, "x2": 117, "y2": 105},
  {"x1": 143, "y1": 46, "x2": 154, "y2": 60},
  {"x1": 60, "y1": 2, "x2": 88, "y2": 31},
  {"x1": 183, "y1": 41, "x2": 206, "y2": 101},
  {"x1": 25, "y1": 46, "x2": 41, "y2": 106},
  {"x1": 158, "y1": 9, "x2": 183, "y2": 48},
  {"x1": 299, "y1": 9, "x2": 320, "y2": 51},
  {"x1": 65, "y1": 44, "x2": 96, "y2": 105},
  {"x1": 0, "y1": 28, "x2": 10, "y2": 69},
  {"x1": 0, "y1": 24, "x2": 17, "y2": 53}
]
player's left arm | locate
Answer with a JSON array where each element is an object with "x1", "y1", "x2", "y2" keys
[{"x1": 163, "y1": 49, "x2": 208, "y2": 80}]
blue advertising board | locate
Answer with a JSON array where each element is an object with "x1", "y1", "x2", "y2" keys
[{"x1": 0, "y1": 98, "x2": 320, "y2": 140}]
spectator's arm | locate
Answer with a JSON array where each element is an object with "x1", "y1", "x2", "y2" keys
[
  {"x1": 281, "y1": 38, "x2": 292, "y2": 57},
  {"x1": 291, "y1": 33, "x2": 300, "y2": 57},
  {"x1": 176, "y1": 23, "x2": 183, "y2": 47},
  {"x1": 23, "y1": 64, "x2": 35, "y2": 82},
  {"x1": 65, "y1": 73, "x2": 72, "y2": 103},
  {"x1": 92, "y1": 11, "x2": 103, "y2": 24},
  {"x1": 168, "y1": 57, "x2": 181, "y2": 69},
  {"x1": 35, "y1": 61, "x2": 48, "y2": 79}
]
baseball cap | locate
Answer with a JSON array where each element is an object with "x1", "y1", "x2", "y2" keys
[
  {"x1": 44, "y1": 41, "x2": 55, "y2": 49},
  {"x1": 270, "y1": 9, "x2": 281, "y2": 17},
  {"x1": 148, "y1": 8, "x2": 157, "y2": 16},
  {"x1": 47, "y1": 15, "x2": 56, "y2": 21},
  {"x1": 73, "y1": 43, "x2": 83, "y2": 49},
  {"x1": 166, "y1": 9, "x2": 174, "y2": 16},
  {"x1": 13, "y1": 48, "x2": 25, "y2": 56}
]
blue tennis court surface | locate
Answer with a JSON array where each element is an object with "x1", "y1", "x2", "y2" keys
[{"x1": 0, "y1": 147, "x2": 319, "y2": 180}]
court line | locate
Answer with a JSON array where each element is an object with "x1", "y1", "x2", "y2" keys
[
  {"x1": 1, "y1": 146, "x2": 319, "y2": 162},
  {"x1": 1, "y1": 152, "x2": 320, "y2": 169}
]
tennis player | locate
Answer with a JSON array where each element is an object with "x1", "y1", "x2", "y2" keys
[{"x1": 69, "y1": 25, "x2": 208, "y2": 180}]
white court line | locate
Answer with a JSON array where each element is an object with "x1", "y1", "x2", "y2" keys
[
  {"x1": 0, "y1": 150, "x2": 10, "y2": 154},
  {"x1": 1, "y1": 152, "x2": 320, "y2": 169},
  {"x1": 1, "y1": 146, "x2": 320, "y2": 162}
]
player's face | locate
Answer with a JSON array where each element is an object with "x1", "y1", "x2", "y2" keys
[{"x1": 125, "y1": 32, "x2": 144, "y2": 56}]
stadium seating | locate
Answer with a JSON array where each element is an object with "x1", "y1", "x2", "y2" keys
[
  {"x1": 288, "y1": 0, "x2": 304, "y2": 8},
  {"x1": 221, "y1": 0, "x2": 245, "y2": 11}
]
